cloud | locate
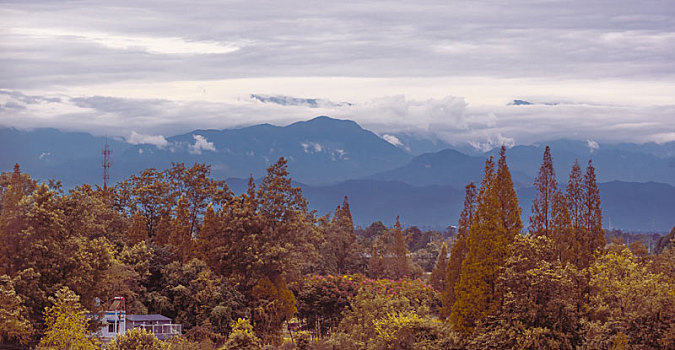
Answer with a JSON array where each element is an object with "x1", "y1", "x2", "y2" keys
[
  {"x1": 126, "y1": 131, "x2": 169, "y2": 148},
  {"x1": 301, "y1": 142, "x2": 323, "y2": 153},
  {"x1": 469, "y1": 134, "x2": 516, "y2": 153},
  {"x1": 587, "y1": 139, "x2": 600, "y2": 153},
  {"x1": 11, "y1": 27, "x2": 242, "y2": 55},
  {"x1": 1, "y1": 89, "x2": 674, "y2": 152},
  {"x1": 188, "y1": 135, "x2": 216, "y2": 154},
  {"x1": 382, "y1": 134, "x2": 403, "y2": 146},
  {"x1": 250, "y1": 94, "x2": 350, "y2": 108},
  {"x1": 2, "y1": 0, "x2": 675, "y2": 92}
]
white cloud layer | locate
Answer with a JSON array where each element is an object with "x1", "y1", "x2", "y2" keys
[
  {"x1": 2, "y1": 90, "x2": 674, "y2": 149},
  {"x1": 0, "y1": 1, "x2": 674, "y2": 147}
]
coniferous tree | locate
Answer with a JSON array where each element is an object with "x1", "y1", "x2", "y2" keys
[
  {"x1": 429, "y1": 242, "x2": 448, "y2": 291},
  {"x1": 529, "y1": 146, "x2": 558, "y2": 237},
  {"x1": 495, "y1": 146, "x2": 522, "y2": 240},
  {"x1": 440, "y1": 182, "x2": 476, "y2": 319},
  {"x1": 566, "y1": 160, "x2": 584, "y2": 265},
  {"x1": 169, "y1": 196, "x2": 193, "y2": 262},
  {"x1": 530, "y1": 146, "x2": 574, "y2": 262},
  {"x1": 388, "y1": 216, "x2": 412, "y2": 279},
  {"x1": 196, "y1": 204, "x2": 219, "y2": 264},
  {"x1": 580, "y1": 159, "x2": 604, "y2": 268},
  {"x1": 451, "y1": 147, "x2": 522, "y2": 334},
  {"x1": 450, "y1": 156, "x2": 498, "y2": 333},
  {"x1": 255, "y1": 157, "x2": 317, "y2": 280},
  {"x1": 321, "y1": 196, "x2": 360, "y2": 275}
]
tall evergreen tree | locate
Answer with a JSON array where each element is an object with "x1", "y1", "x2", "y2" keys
[
  {"x1": 440, "y1": 182, "x2": 476, "y2": 319},
  {"x1": 566, "y1": 160, "x2": 584, "y2": 267},
  {"x1": 320, "y1": 196, "x2": 360, "y2": 274},
  {"x1": 429, "y1": 242, "x2": 448, "y2": 291},
  {"x1": 387, "y1": 216, "x2": 412, "y2": 279},
  {"x1": 530, "y1": 146, "x2": 574, "y2": 262},
  {"x1": 580, "y1": 160, "x2": 604, "y2": 268},
  {"x1": 529, "y1": 146, "x2": 558, "y2": 237},
  {"x1": 451, "y1": 147, "x2": 522, "y2": 334},
  {"x1": 168, "y1": 196, "x2": 193, "y2": 262},
  {"x1": 495, "y1": 146, "x2": 522, "y2": 240}
]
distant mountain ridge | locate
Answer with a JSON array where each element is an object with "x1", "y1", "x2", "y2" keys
[
  {"x1": 124, "y1": 116, "x2": 412, "y2": 185},
  {"x1": 1, "y1": 116, "x2": 673, "y2": 232}
]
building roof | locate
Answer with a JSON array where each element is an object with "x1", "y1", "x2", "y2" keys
[{"x1": 126, "y1": 314, "x2": 172, "y2": 322}]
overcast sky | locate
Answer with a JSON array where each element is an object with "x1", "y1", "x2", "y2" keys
[{"x1": 1, "y1": 0, "x2": 674, "y2": 148}]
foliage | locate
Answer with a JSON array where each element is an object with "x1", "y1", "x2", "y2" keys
[
  {"x1": 107, "y1": 326, "x2": 165, "y2": 350},
  {"x1": 147, "y1": 258, "x2": 246, "y2": 338},
  {"x1": 428, "y1": 242, "x2": 448, "y2": 291},
  {"x1": 440, "y1": 182, "x2": 475, "y2": 319},
  {"x1": 38, "y1": 287, "x2": 99, "y2": 350},
  {"x1": 220, "y1": 318, "x2": 262, "y2": 350},
  {"x1": 451, "y1": 148, "x2": 522, "y2": 334},
  {"x1": 252, "y1": 275, "x2": 297, "y2": 344},
  {"x1": 468, "y1": 235, "x2": 582, "y2": 349},
  {"x1": 4, "y1": 150, "x2": 666, "y2": 348},
  {"x1": 293, "y1": 274, "x2": 363, "y2": 336},
  {"x1": 338, "y1": 278, "x2": 439, "y2": 347},
  {"x1": 0, "y1": 274, "x2": 33, "y2": 345},
  {"x1": 584, "y1": 244, "x2": 675, "y2": 349},
  {"x1": 370, "y1": 312, "x2": 460, "y2": 350},
  {"x1": 655, "y1": 226, "x2": 675, "y2": 254},
  {"x1": 529, "y1": 145, "x2": 559, "y2": 237},
  {"x1": 318, "y1": 197, "x2": 362, "y2": 275}
]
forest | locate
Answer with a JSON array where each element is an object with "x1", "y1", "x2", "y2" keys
[{"x1": 0, "y1": 146, "x2": 674, "y2": 349}]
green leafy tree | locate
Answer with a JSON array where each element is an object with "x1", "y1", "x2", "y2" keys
[
  {"x1": 370, "y1": 312, "x2": 459, "y2": 350},
  {"x1": 107, "y1": 327, "x2": 165, "y2": 350},
  {"x1": 38, "y1": 287, "x2": 99, "y2": 350},
  {"x1": 251, "y1": 275, "x2": 297, "y2": 344},
  {"x1": 122, "y1": 168, "x2": 173, "y2": 240},
  {"x1": 292, "y1": 274, "x2": 363, "y2": 337},
  {"x1": 584, "y1": 244, "x2": 675, "y2": 349},
  {"x1": 469, "y1": 235, "x2": 582, "y2": 349},
  {"x1": 0, "y1": 274, "x2": 33, "y2": 345},
  {"x1": 147, "y1": 258, "x2": 245, "y2": 337},
  {"x1": 0, "y1": 165, "x2": 32, "y2": 276},
  {"x1": 219, "y1": 318, "x2": 262, "y2": 350},
  {"x1": 167, "y1": 162, "x2": 230, "y2": 240},
  {"x1": 338, "y1": 278, "x2": 439, "y2": 348}
]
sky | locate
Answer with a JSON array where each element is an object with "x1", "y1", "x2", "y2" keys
[{"x1": 1, "y1": 0, "x2": 674, "y2": 149}]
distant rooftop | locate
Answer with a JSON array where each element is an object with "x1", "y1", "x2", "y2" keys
[{"x1": 126, "y1": 314, "x2": 172, "y2": 322}]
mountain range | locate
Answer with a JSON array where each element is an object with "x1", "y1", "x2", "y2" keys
[{"x1": 1, "y1": 116, "x2": 673, "y2": 232}]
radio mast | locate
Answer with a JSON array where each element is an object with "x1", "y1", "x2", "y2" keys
[{"x1": 102, "y1": 140, "x2": 112, "y2": 191}]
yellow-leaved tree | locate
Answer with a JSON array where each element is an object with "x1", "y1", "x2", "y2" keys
[{"x1": 38, "y1": 286, "x2": 99, "y2": 350}]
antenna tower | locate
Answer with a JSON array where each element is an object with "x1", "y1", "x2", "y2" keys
[{"x1": 102, "y1": 140, "x2": 112, "y2": 190}]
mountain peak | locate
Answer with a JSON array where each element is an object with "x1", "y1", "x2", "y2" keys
[{"x1": 288, "y1": 116, "x2": 363, "y2": 131}]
